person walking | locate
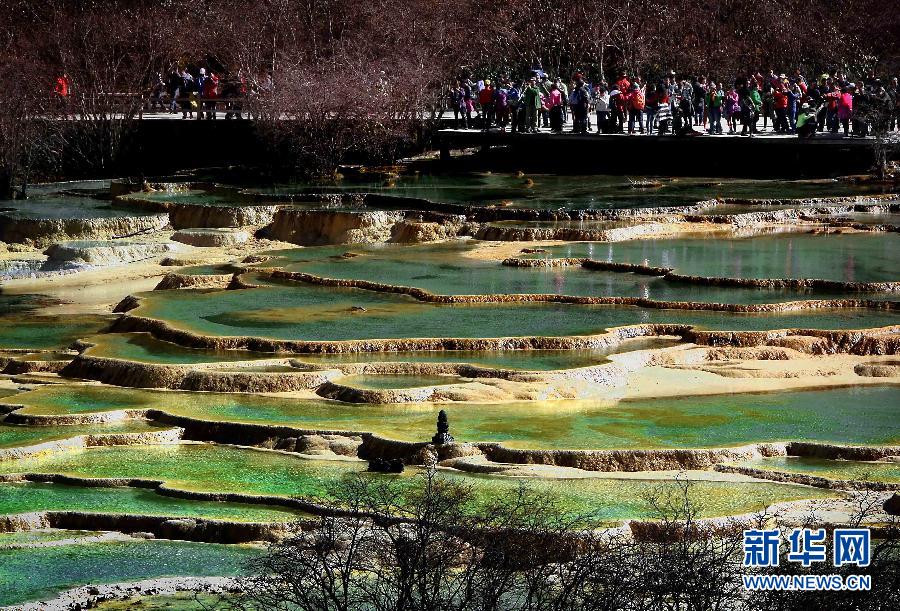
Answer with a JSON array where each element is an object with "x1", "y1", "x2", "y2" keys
[{"x1": 449, "y1": 82, "x2": 467, "y2": 128}]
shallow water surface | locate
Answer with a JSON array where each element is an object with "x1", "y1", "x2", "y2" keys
[
  {"x1": 14, "y1": 385, "x2": 900, "y2": 450},
  {"x1": 0, "y1": 538, "x2": 261, "y2": 606},
  {"x1": 729, "y1": 456, "x2": 900, "y2": 484},
  {"x1": 0, "y1": 444, "x2": 835, "y2": 522},
  {"x1": 535, "y1": 232, "x2": 899, "y2": 283}
]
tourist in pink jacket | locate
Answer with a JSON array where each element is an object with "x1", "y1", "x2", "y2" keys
[{"x1": 837, "y1": 86, "x2": 853, "y2": 136}]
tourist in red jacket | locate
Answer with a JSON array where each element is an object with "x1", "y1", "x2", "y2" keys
[{"x1": 773, "y1": 85, "x2": 789, "y2": 133}]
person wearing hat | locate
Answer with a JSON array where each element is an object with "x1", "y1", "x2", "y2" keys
[{"x1": 796, "y1": 102, "x2": 818, "y2": 138}]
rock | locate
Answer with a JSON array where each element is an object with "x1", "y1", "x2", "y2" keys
[
  {"x1": 112, "y1": 295, "x2": 141, "y2": 313},
  {"x1": 432, "y1": 410, "x2": 455, "y2": 445},
  {"x1": 884, "y1": 493, "x2": 900, "y2": 515},
  {"x1": 264, "y1": 209, "x2": 405, "y2": 245},
  {"x1": 368, "y1": 457, "x2": 405, "y2": 473},
  {"x1": 44, "y1": 240, "x2": 180, "y2": 266},
  {"x1": 171, "y1": 228, "x2": 250, "y2": 247}
]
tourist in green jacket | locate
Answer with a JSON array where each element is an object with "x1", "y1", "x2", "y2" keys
[
  {"x1": 706, "y1": 82, "x2": 724, "y2": 134},
  {"x1": 522, "y1": 79, "x2": 542, "y2": 133}
]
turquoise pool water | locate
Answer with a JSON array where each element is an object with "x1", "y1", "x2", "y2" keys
[
  {"x1": 533, "y1": 232, "x2": 899, "y2": 283},
  {"x1": 137, "y1": 283, "x2": 900, "y2": 342},
  {"x1": 0, "y1": 444, "x2": 835, "y2": 522},
  {"x1": 14, "y1": 385, "x2": 900, "y2": 450},
  {"x1": 0, "y1": 538, "x2": 262, "y2": 606}
]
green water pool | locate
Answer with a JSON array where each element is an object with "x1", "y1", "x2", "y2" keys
[
  {"x1": 0, "y1": 529, "x2": 100, "y2": 546},
  {"x1": 0, "y1": 481, "x2": 303, "y2": 522},
  {"x1": 728, "y1": 456, "x2": 900, "y2": 484},
  {"x1": 0, "y1": 538, "x2": 262, "y2": 607},
  {"x1": 253, "y1": 174, "x2": 892, "y2": 211},
  {"x1": 0, "y1": 420, "x2": 170, "y2": 450},
  {"x1": 0, "y1": 314, "x2": 111, "y2": 350},
  {"x1": 265, "y1": 241, "x2": 893, "y2": 304},
  {"x1": 85, "y1": 332, "x2": 676, "y2": 369},
  {"x1": 83, "y1": 333, "x2": 284, "y2": 364},
  {"x1": 532, "y1": 232, "x2": 899, "y2": 284},
  {"x1": 0, "y1": 444, "x2": 836, "y2": 522},
  {"x1": 14, "y1": 385, "x2": 900, "y2": 450},
  {"x1": 136, "y1": 283, "x2": 900, "y2": 343}
]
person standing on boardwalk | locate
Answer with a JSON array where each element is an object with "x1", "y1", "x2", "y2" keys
[
  {"x1": 548, "y1": 83, "x2": 564, "y2": 133},
  {"x1": 522, "y1": 78, "x2": 542, "y2": 133},
  {"x1": 449, "y1": 82, "x2": 467, "y2": 128},
  {"x1": 627, "y1": 83, "x2": 645, "y2": 133},
  {"x1": 740, "y1": 80, "x2": 761, "y2": 136},
  {"x1": 593, "y1": 85, "x2": 609, "y2": 133},
  {"x1": 570, "y1": 81, "x2": 590, "y2": 133},
  {"x1": 707, "y1": 82, "x2": 724, "y2": 134},
  {"x1": 725, "y1": 84, "x2": 740, "y2": 133},
  {"x1": 479, "y1": 80, "x2": 495, "y2": 129}
]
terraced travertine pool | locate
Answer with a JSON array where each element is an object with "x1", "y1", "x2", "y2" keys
[
  {"x1": 0, "y1": 481, "x2": 304, "y2": 522},
  {"x1": 2, "y1": 173, "x2": 898, "y2": 605},
  {"x1": 0, "y1": 444, "x2": 836, "y2": 520},
  {"x1": 0, "y1": 538, "x2": 262, "y2": 607},
  {"x1": 134, "y1": 282, "x2": 899, "y2": 342},
  {"x1": 11, "y1": 385, "x2": 900, "y2": 449},
  {"x1": 0, "y1": 420, "x2": 171, "y2": 449},
  {"x1": 531, "y1": 232, "x2": 900, "y2": 283},
  {"x1": 248, "y1": 173, "x2": 894, "y2": 209},
  {"x1": 0, "y1": 314, "x2": 112, "y2": 350},
  {"x1": 728, "y1": 456, "x2": 900, "y2": 483},
  {"x1": 263, "y1": 239, "x2": 898, "y2": 302},
  {"x1": 83, "y1": 332, "x2": 678, "y2": 368}
]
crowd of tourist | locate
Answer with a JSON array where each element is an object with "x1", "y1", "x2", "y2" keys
[
  {"x1": 145, "y1": 66, "x2": 260, "y2": 119},
  {"x1": 448, "y1": 69, "x2": 900, "y2": 138}
]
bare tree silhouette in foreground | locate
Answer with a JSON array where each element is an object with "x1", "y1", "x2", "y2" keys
[{"x1": 228, "y1": 467, "x2": 899, "y2": 611}]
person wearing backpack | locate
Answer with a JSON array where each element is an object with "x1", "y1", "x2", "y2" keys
[
  {"x1": 570, "y1": 81, "x2": 590, "y2": 133},
  {"x1": 627, "y1": 83, "x2": 645, "y2": 133}
]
